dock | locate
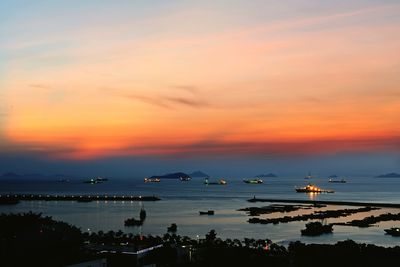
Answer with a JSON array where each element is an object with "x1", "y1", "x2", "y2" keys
[
  {"x1": 0, "y1": 194, "x2": 161, "y2": 203},
  {"x1": 248, "y1": 198, "x2": 400, "y2": 208}
]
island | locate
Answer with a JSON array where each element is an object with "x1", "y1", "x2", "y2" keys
[{"x1": 376, "y1": 173, "x2": 400, "y2": 178}]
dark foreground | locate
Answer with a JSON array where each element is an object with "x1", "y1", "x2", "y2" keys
[{"x1": 1, "y1": 213, "x2": 400, "y2": 267}]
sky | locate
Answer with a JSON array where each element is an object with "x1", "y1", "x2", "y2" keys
[{"x1": 0, "y1": 0, "x2": 399, "y2": 177}]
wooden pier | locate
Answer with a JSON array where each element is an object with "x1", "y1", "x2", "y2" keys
[{"x1": 0, "y1": 194, "x2": 161, "y2": 204}]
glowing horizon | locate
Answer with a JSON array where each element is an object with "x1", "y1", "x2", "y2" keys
[{"x1": 1, "y1": 1, "x2": 399, "y2": 160}]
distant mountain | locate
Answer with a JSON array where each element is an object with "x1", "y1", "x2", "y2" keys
[
  {"x1": 189, "y1": 171, "x2": 209, "y2": 178},
  {"x1": 256, "y1": 173, "x2": 277, "y2": 178},
  {"x1": 150, "y1": 172, "x2": 191, "y2": 179},
  {"x1": 376, "y1": 173, "x2": 400, "y2": 178},
  {"x1": 328, "y1": 175, "x2": 338, "y2": 178}
]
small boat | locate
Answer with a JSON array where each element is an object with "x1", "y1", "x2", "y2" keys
[
  {"x1": 95, "y1": 177, "x2": 108, "y2": 182},
  {"x1": 329, "y1": 178, "x2": 346, "y2": 183},
  {"x1": 180, "y1": 176, "x2": 191, "y2": 181},
  {"x1": 304, "y1": 172, "x2": 314, "y2": 179},
  {"x1": 301, "y1": 222, "x2": 333, "y2": 236},
  {"x1": 295, "y1": 184, "x2": 334, "y2": 193},
  {"x1": 83, "y1": 177, "x2": 108, "y2": 184},
  {"x1": 199, "y1": 210, "x2": 214, "y2": 215},
  {"x1": 243, "y1": 178, "x2": 263, "y2": 184},
  {"x1": 204, "y1": 178, "x2": 227, "y2": 185},
  {"x1": 385, "y1": 227, "x2": 400, "y2": 236},
  {"x1": 144, "y1": 178, "x2": 161, "y2": 183},
  {"x1": 83, "y1": 178, "x2": 102, "y2": 184}
]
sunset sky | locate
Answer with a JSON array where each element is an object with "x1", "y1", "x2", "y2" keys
[{"x1": 1, "y1": 1, "x2": 399, "y2": 176}]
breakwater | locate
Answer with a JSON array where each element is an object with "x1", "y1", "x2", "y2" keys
[
  {"x1": 248, "y1": 198, "x2": 400, "y2": 208},
  {"x1": 0, "y1": 193, "x2": 161, "y2": 203}
]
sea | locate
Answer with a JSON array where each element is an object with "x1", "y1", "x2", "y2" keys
[{"x1": 1, "y1": 175, "x2": 400, "y2": 247}]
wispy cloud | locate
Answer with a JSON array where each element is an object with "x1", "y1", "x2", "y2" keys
[
  {"x1": 124, "y1": 94, "x2": 208, "y2": 109},
  {"x1": 117, "y1": 136, "x2": 400, "y2": 158}
]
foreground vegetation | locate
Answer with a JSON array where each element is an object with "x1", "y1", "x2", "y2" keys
[{"x1": 1, "y1": 212, "x2": 400, "y2": 266}]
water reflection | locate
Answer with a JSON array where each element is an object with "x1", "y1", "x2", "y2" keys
[{"x1": 307, "y1": 192, "x2": 318, "y2": 200}]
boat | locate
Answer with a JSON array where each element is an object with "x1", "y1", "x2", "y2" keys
[
  {"x1": 83, "y1": 178, "x2": 102, "y2": 184},
  {"x1": 304, "y1": 172, "x2": 314, "y2": 179},
  {"x1": 83, "y1": 177, "x2": 108, "y2": 184},
  {"x1": 329, "y1": 178, "x2": 346, "y2": 183},
  {"x1": 204, "y1": 178, "x2": 227, "y2": 185},
  {"x1": 243, "y1": 178, "x2": 263, "y2": 184},
  {"x1": 144, "y1": 178, "x2": 161, "y2": 183},
  {"x1": 385, "y1": 227, "x2": 400, "y2": 236},
  {"x1": 301, "y1": 222, "x2": 333, "y2": 236},
  {"x1": 199, "y1": 210, "x2": 214, "y2": 215},
  {"x1": 295, "y1": 183, "x2": 334, "y2": 193},
  {"x1": 180, "y1": 176, "x2": 191, "y2": 181}
]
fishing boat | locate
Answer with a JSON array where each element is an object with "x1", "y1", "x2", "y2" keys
[
  {"x1": 295, "y1": 184, "x2": 334, "y2": 193},
  {"x1": 243, "y1": 178, "x2": 263, "y2": 184},
  {"x1": 180, "y1": 176, "x2": 191, "y2": 181},
  {"x1": 144, "y1": 178, "x2": 161, "y2": 183},
  {"x1": 385, "y1": 227, "x2": 400, "y2": 236}
]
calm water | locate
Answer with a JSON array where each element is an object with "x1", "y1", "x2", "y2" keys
[{"x1": 1, "y1": 176, "x2": 400, "y2": 246}]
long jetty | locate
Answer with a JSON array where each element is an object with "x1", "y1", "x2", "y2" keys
[
  {"x1": 0, "y1": 194, "x2": 161, "y2": 203},
  {"x1": 248, "y1": 198, "x2": 400, "y2": 208}
]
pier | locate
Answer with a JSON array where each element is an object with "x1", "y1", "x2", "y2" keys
[
  {"x1": 0, "y1": 194, "x2": 161, "y2": 203},
  {"x1": 248, "y1": 198, "x2": 400, "y2": 208}
]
